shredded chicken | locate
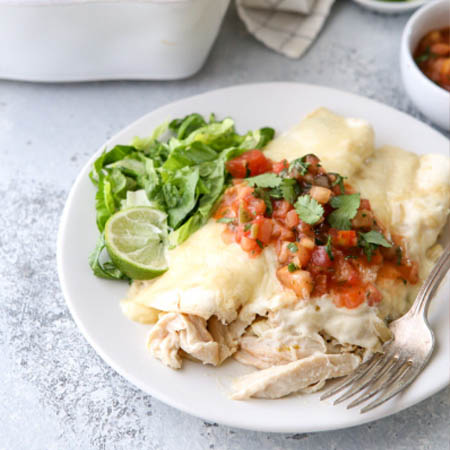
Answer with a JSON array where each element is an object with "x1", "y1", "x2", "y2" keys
[
  {"x1": 208, "y1": 316, "x2": 250, "y2": 364},
  {"x1": 234, "y1": 334, "x2": 326, "y2": 369},
  {"x1": 231, "y1": 352, "x2": 361, "y2": 400},
  {"x1": 147, "y1": 313, "x2": 220, "y2": 369}
]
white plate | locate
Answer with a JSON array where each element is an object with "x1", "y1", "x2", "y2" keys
[
  {"x1": 57, "y1": 83, "x2": 450, "y2": 433},
  {"x1": 352, "y1": 0, "x2": 428, "y2": 14}
]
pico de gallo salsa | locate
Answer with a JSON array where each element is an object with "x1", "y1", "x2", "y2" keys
[
  {"x1": 215, "y1": 150, "x2": 418, "y2": 309},
  {"x1": 414, "y1": 27, "x2": 450, "y2": 91}
]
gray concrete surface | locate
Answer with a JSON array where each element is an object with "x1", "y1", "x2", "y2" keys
[{"x1": 0, "y1": 1, "x2": 449, "y2": 449}]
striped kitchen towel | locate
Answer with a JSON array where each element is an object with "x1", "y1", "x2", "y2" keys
[{"x1": 236, "y1": 0, "x2": 335, "y2": 58}]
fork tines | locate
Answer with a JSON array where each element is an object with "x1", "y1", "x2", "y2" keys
[{"x1": 320, "y1": 353, "x2": 417, "y2": 413}]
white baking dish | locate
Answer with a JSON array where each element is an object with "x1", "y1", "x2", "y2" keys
[{"x1": 0, "y1": 0, "x2": 230, "y2": 82}]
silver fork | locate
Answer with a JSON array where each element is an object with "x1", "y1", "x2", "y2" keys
[{"x1": 321, "y1": 245, "x2": 450, "y2": 413}]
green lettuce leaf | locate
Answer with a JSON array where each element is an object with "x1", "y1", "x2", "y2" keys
[{"x1": 89, "y1": 113, "x2": 275, "y2": 280}]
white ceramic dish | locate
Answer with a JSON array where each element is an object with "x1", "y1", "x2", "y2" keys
[
  {"x1": 57, "y1": 83, "x2": 450, "y2": 433},
  {"x1": 352, "y1": 0, "x2": 428, "y2": 14},
  {"x1": 0, "y1": 0, "x2": 229, "y2": 82},
  {"x1": 400, "y1": 0, "x2": 450, "y2": 131}
]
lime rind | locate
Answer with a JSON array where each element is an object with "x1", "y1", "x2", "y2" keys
[{"x1": 104, "y1": 207, "x2": 168, "y2": 280}]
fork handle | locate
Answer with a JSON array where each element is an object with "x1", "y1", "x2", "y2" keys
[{"x1": 410, "y1": 245, "x2": 450, "y2": 317}]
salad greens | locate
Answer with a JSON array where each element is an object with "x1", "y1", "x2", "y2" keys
[{"x1": 89, "y1": 113, "x2": 274, "y2": 280}]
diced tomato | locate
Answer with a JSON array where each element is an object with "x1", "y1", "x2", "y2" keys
[
  {"x1": 252, "y1": 217, "x2": 273, "y2": 244},
  {"x1": 296, "y1": 220, "x2": 313, "y2": 237},
  {"x1": 241, "y1": 236, "x2": 258, "y2": 252},
  {"x1": 277, "y1": 241, "x2": 292, "y2": 264},
  {"x1": 226, "y1": 158, "x2": 247, "y2": 179},
  {"x1": 277, "y1": 266, "x2": 314, "y2": 299},
  {"x1": 312, "y1": 274, "x2": 328, "y2": 297},
  {"x1": 247, "y1": 197, "x2": 266, "y2": 216},
  {"x1": 332, "y1": 253, "x2": 360, "y2": 285},
  {"x1": 273, "y1": 200, "x2": 293, "y2": 219},
  {"x1": 330, "y1": 229, "x2": 357, "y2": 248},
  {"x1": 297, "y1": 244, "x2": 313, "y2": 268},
  {"x1": 310, "y1": 246, "x2": 333, "y2": 270},
  {"x1": 272, "y1": 159, "x2": 289, "y2": 174},
  {"x1": 226, "y1": 150, "x2": 272, "y2": 178},
  {"x1": 272, "y1": 220, "x2": 295, "y2": 241},
  {"x1": 335, "y1": 286, "x2": 365, "y2": 309},
  {"x1": 285, "y1": 209, "x2": 300, "y2": 228},
  {"x1": 234, "y1": 225, "x2": 246, "y2": 243}
]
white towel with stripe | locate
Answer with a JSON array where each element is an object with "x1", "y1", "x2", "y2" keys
[{"x1": 236, "y1": 0, "x2": 335, "y2": 59}]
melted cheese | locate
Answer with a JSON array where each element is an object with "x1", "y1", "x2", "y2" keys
[
  {"x1": 351, "y1": 146, "x2": 450, "y2": 266},
  {"x1": 126, "y1": 220, "x2": 296, "y2": 324},
  {"x1": 263, "y1": 107, "x2": 375, "y2": 176},
  {"x1": 350, "y1": 146, "x2": 450, "y2": 319},
  {"x1": 269, "y1": 297, "x2": 390, "y2": 352}
]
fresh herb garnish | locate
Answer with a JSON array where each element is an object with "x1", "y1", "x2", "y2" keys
[
  {"x1": 217, "y1": 217, "x2": 234, "y2": 224},
  {"x1": 288, "y1": 262, "x2": 298, "y2": 272},
  {"x1": 246, "y1": 172, "x2": 281, "y2": 188},
  {"x1": 244, "y1": 223, "x2": 252, "y2": 232},
  {"x1": 329, "y1": 172, "x2": 347, "y2": 194},
  {"x1": 326, "y1": 235, "x2": 334, "y2": 261},
  {"x1": 281, "y1": 178, "x2": 298, "y2": 204},
  {"x1": 295, "y1": 195, "x2": 324, "y2": 225},
  {"x1": 288, "y1": 242, "x2": 298, "y2": 253},
  {"x1": 327, "y1": 193, "x2": 360, "y2": 230},
  {"x1": 345, "y1": 255, "x2": 358, "y2": 260},
  {"x1": 358, "y1": 230, "x2": 392, "y2": 261},
  {"x1": 396, "y1": 246, "x2": 403, "y2": 266},
  {"x1": 269, "y1": 178, "x2": 298, "y2": 205},
  {"x1": 256, "y1": 239, "x2": 264, "y2": 249},
  {"x1": 289, "y1": 155, "x2": 311, "y2": 176},
  {"x1": 253, "y1": 187, "x2": 273, "y2": 217}
]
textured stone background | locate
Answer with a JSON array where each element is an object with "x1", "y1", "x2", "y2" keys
[{"x1": 0, "y1": 1, "x2": 449, "y2": 449}]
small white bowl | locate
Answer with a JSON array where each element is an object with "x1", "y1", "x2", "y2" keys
[
  {"x1": 400, "y1": 0, "x2": 450, "y2": 130},
  {"x1": 352, "y1": 0, "x2": 428, "y2": 14}
]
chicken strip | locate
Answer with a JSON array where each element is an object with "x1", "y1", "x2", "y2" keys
[
  {"x1": 234, "y1": 334, "x2": 326, "y2": 370},
  {"x1": 208, "y1": 316, "x2": 250, "y2": 364},
  {"x1": 231, "y1": 352, "x2": 360, "y2": 400}
]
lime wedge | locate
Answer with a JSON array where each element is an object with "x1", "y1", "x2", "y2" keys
[{"x1": 105, "y1": 207, "x2": 168, "y2": 280}]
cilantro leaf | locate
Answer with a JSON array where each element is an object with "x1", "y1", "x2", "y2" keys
[
  {"x1": 360, "y1": 231, "x2": 392, "y2": 248},
  {"x1": 253, "y1": 187, "x2": 273, "y2": 217},
  {"x1": 358, "y1": 230, "x2": 392, "y2": 262},
  {"x1": 329, "y1": 172, "x2": 347, "y2": 194},
  {"x1": 327, "y1": 194, "x2": 360, "y2": 230},
  {"x1": 246, "y1": 173, "x2": 281, "y2": 188},
  {"x1": 287, "y1": 242, "x2": 298, "y2": 253},
  {"x1": 269, "y1": 178, "x2": 298, "y2": 205},
  {"x1": 396, "y1": 247, "x2": 403, "y2": 266},
  {"x1": 325, "y1": 235, "x2": 334, "y2": 261},
  {"x1": 295, "y1": 195, "x2": 324, "y2": 225},
  {"x1": 280, "y1": 178, "x2": 297, "y2": 205},
  {"x1": 216, "y1": 217, "x2": 234, "y2": 224},
  {"x1": 289, "y1": 156, "x2": 310, "y2": 176}
]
